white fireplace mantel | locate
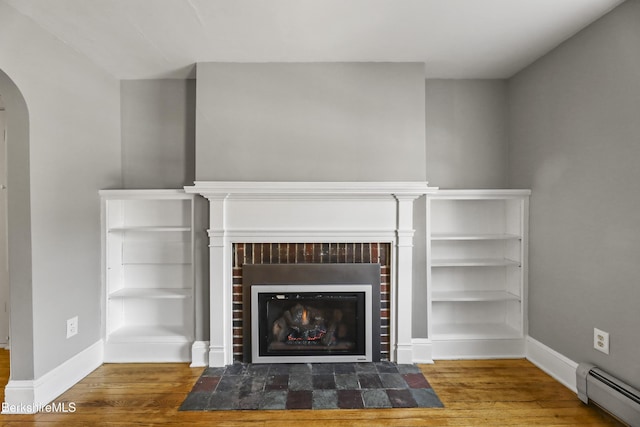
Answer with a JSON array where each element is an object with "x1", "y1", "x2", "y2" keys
[
  {"x1": 186, "y1": 181, "x2": 435, "y2": 197},
  {"x1": 185, "y1": 181, "x2": 438, "y2": 366}
]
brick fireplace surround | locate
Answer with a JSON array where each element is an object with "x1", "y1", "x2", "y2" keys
[
  {"x1": 233, "y1": 242, "x2": 392, "y2": 361},
  {"x1": 185, "y1": 182, "x2": 437, "y2": 367}
]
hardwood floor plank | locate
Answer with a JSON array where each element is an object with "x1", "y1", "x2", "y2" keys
[{"x1": 0, "y1": 350, "x2": 625, "y2": 426}]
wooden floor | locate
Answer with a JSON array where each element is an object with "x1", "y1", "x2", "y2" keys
[{"x1": 0, "y1": 349, "x2": 624, "y2": 426}]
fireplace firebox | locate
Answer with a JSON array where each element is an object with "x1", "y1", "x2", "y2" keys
[
  {"x1": 251, "y1": 285, "x2": 372, "y2": 363},
  {"x1": 243, "y1": 264, "x2": 381, "y2": 363}
]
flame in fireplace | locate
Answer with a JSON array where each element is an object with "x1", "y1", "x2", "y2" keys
[{"x1": 301, "y1": 308, "x2": 309, "y2": 325}]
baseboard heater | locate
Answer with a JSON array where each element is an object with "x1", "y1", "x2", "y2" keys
[{"x1": 577, "y1": 363, "x2": 640, "y2": 426}]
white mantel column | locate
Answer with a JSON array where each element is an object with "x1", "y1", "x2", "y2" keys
[
  {"x1": 205, "y1": 194, "x2": 231, "y2": 367},
  {"x1": 394, "y1": 194, "x2": 420, "y2": 364}
]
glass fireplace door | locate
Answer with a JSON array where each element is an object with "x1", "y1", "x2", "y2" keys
[{"x1": 251, "y1": 284, "x2": 373, "y2": 363}]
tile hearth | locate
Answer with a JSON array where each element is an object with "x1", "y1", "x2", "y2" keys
[{"x1": 180, "y1": 362, "x2": 443, "y2": 411}]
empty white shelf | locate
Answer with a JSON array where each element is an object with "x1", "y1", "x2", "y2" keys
[
  {"x1": 431, "y1": 258, "x2": 521, "y2": 267},
  {"x1": 109, "y1": 226, "x2": 191, "y2": 233},
  {"x1": 432, "y1": 290, "x2": 520, "y2": 302},
  {"x1": 108, "y1": 288, "x2": 192, "y2": 299},
  {"x1": 431, "y1": 233, "x2": 521, "y2": 241}
]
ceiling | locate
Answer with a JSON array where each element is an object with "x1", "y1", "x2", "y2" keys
[{"x1": 5, "y1": 0, "x2": 625, "y2": 80}]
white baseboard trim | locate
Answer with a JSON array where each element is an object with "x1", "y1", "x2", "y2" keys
[
  {"x1": 3, "y1": 340, "x2": 104, "y2": 414},
  {"x1": 526, "y1": 336, "x2": 578, "y2": 393},
  {"x1": 395, "y1": 343, "x2": 414, "y2": 364},
  {"x1": 208, "y1": 346, "x2": 228, "y2": 367},
  {"x1": 432, "y1": 338, "x2": 525, "y2": 360},
  {"x1": 411, "y1": 338, "x2": 434, "y2": 364},
  {"x1": 190, "y1": 341, "x2": 210, "y2": 367},
  {"x1": 104, "y1": 341, "x2": 191, "y2": 363}
]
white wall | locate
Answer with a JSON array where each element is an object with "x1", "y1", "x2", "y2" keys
[
  {"x1": 0, "y1": 2, "x2": 122, "y2": 380},
  {"x1": 509, "y1": 0, "x2": 640, "y2": 388},
  {"x1": 195, "y1": 62, "x2": 427, "y2": 182}
]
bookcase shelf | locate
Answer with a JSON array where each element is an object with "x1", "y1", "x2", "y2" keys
[
  {"x1": 108, "y1": 288, "x2": 192, "y2": 299},
  {"x1": 431, "y1": 258, "x2": 521, "y2": 267},
  {"x1": 108, "y1": 226, "x2": 192, "y2": 233},
  {"x1": 431, "y1": 322, "x2": 522, "y2": 340},
  {"x1": 427, "y1": 189, "x2": 530, "y2": 359},
  {"x1": 432, "y1": 290, "x2": 520, "y2": 302},
  {"x1": 101, "y1": 189, "x2": 197, "y2": 362},
  {"x1": 431, "y1": 233, "x2": 521, "y2": 241}
]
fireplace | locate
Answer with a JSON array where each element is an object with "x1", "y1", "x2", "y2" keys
[
  {"x1": 184, "y1": 181, "x2": 436, "y2": 366},
  {"x1": 243, "y1": 264, "x2": 381, "y2": 363}
]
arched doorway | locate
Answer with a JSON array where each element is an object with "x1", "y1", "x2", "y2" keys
[{"x1": 0, "y1": 69, "x2": 35, "y2": 389}]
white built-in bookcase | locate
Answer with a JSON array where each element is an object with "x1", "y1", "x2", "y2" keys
[
  {"x1": 100, "y1": 189, "x2": 196, "y2": 362},
  {"x1": 427, "y1": 189, "x2": 530, "y2": 359}
]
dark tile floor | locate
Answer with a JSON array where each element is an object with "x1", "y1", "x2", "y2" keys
[{"x1": 180, "y1": 362, "x2": 443, "y2": 411}]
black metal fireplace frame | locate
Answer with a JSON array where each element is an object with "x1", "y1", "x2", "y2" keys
[{"x1": 242, "y1": 264, "x2": 382, "y2": 363}]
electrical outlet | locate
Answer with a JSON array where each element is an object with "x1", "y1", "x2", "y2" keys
[
  {"x1": 66, "y1": 316, "x2": 78, "y2": 339},
  {"x1": 594, "y1": 328, "x2": 609, "y2": 354}
]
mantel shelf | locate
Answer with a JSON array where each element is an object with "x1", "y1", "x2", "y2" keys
[{"x1": 185, "y1": 181, "x2": 438, "y2": 198}]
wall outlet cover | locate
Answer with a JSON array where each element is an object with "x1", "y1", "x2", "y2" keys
[
  {"x1": 594, "y1": 328, "x2": 609, "y2": 355},
  {"x1": 67, "y1": 316, "x2": 78, "y2": 339}
]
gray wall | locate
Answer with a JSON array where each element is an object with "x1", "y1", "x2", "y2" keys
[
  {"x1": 0, "y1": 69, "x2": 33, "y2": 380},
  {"x1": 410, "y1": 79, "x2": 510, "y2": 337},
  {"x1": 508, "y1": 0, "x2": 640, "y2": 388},
  {"x1": 195, "y1": 62, "x2": 427, "y2": 182},
  {"x1": 426, "y1": 80, "x2": 508, "y2": 189},
  {"x1": 121, "y1": 79, "x2": 196, "y2": 188},
  {"x1": 121, "y1": 71, "x2": 510, "y2": 341},
  {"x1": 0, "y1": 2, "x2": 122, "y2": 379}
]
